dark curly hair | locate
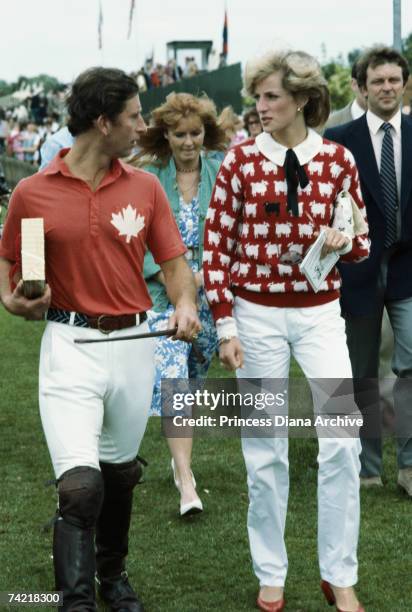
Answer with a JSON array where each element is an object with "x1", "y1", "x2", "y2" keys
[
  {"x1": 67, "y1": 67, "x2": 139, "y2": 136},
  {"x1": 356, "y1": 45, "x2": 410, "y2": 88}
]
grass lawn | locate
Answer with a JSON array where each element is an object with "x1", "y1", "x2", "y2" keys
[{"x1": 0, "y1": 307, "x2": 411, "y2": 611}]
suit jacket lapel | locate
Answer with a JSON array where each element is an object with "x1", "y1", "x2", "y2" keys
[
  {"x1": 400, "y1": 116, "x2": 412, "y2": 214},
  {"x1": 348, "y1": 116, "x2": 385, "y2": 214}
]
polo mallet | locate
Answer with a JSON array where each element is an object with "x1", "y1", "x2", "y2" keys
[{"x1": 74, "y1": 326, "x2": 206, "y2": 364}]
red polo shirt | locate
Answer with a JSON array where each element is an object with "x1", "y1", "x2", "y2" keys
[{"x1": 0, "y1": 149, "x2": 186, "y2": 315}]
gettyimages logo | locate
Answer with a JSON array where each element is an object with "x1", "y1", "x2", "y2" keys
[
  {"x1": 158, "y1": 377, "x2": 395, "y2": 439},
  {"x1": 171, "y1": 388, "x2": 287, "y2": 411}
]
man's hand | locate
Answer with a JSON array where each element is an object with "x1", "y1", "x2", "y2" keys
[
  {"x1": 320, "y1": 227, "x2": 350, "y2": 257},
  {"x1": 161, "y1": 255, "x2": 201, "y2": 341},
  {"x1": 2, "y1": 280, "x2": 51, "y2": 320},
  {"x1": 219, "y1": 337, "x2": 244, "y2": 371},
  {"x1": 168, "y1": 300, "x2": 202, "y2": 342}
]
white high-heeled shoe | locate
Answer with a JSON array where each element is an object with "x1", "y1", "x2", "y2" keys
[
  {"x1": 170, "y1": 458, "x2": 203, "y2": 516},
  {"x1": 171, "y1": 458, "x2": 197, "y2": 490},
  {"x1": 179, "y1": 497, "x2": 203, "y2": 517}
]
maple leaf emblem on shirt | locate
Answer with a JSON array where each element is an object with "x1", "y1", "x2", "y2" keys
[{"x1": 110, "y1": 204, "x2": 145, "y2": 243}]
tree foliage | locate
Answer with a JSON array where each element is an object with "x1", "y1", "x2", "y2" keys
[
  {"x1": 327, "y1": 65, "x2": 352, "y2": 110},
  {"x1": 321, "y1": 58, "x2": 352, "y2": 111},
  {"x1": 347, "y1": 48, "x2": 362, "y2": 68},
  {"x1": 402, "y1": 32, "x2": 412, "y2": 68},
  {"x1": 0, "y1": 74, "x2": 64, "y2": 98},
  {"x1": 0, "y1": 80, "x2": 14, "y2": 97}
]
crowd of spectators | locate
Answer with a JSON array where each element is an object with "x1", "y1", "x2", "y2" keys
[
  {"x1": 0, "y1": 59, "x2": 253, "y2": 168},
  {"x1": 132, "y1": 57, "x2": 201, "y2": 92},
  {"x1": 132, "y1": 51, "x2": 228, "y2": 92},
  {"x1": 0, "y1": 53, "x2": 230, "y2": 164},
  {"x1": 0, "y1": 101, "x2": 260, "y2": 168},
  {"x1": 0, "y1": 89, "x2": 66, "y2": 164}
]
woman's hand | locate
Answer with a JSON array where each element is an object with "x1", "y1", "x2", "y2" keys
[
  {"x1": 320, "y1": 227, "x2": 350, "y2": 257},
  {"x1": 219, "y1": 337, "x2": 244, "y2": 371}
]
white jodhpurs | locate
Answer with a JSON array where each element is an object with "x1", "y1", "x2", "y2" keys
[
  {"x1": 235, "y1": 297, "x2": 361, "y2": 588},
  {"x1": 39, "y1": 321, "x2": 156, "y2": 478}
]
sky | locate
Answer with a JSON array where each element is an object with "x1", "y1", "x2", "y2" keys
[{"x1": 1, "y1": 0, "x2": 412, "y2": 84}]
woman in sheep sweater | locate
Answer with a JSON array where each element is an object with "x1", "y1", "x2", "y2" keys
[{"x1": 203, "y1": 49, "x2": 369, "y2": 612}]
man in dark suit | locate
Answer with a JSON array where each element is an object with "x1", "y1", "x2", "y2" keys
[
  {"x1": 325, "y1": 46, "x2": 412, "y2": 496},
  {"x1": 325, "y1": 55, "x2": 397, "y2": 463}
]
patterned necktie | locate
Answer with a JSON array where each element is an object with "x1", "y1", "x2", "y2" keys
[{"x1": 380, "y1": 122, "x2": 398, "y2": 248}]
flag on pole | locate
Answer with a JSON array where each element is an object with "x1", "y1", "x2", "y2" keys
[
  {"x1": 127, "y1": 0, "x2": 136, "y2": 39},
  {"x1": 222, "y1": 6, "x2": 228, "y2": 58},
  {"x1": 98, "y1": 0, "x2": 103, "y2": 49}
]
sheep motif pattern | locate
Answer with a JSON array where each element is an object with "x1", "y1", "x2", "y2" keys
[{"x1": 202, "y1": 137, "x2": 370, "y2": 318}]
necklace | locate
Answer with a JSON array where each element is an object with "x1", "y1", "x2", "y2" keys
[{"x1": 176, "y1": 165, "x2": 199, "y2": 174}]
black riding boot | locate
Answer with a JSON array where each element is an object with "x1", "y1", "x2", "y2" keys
[
  {"x1": 54, "y1": 466, "x2": 104, "y2": 612},
  {"x1": 96, "y1": 460, "x2": 145, "y2": 612},
  {"x1": 53, "y1": 517, "x2": 96, "y2": 611}
]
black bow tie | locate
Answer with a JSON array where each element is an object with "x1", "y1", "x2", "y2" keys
[{"x1": 283, "y1": 149, "x2": 309, "y2": 217}]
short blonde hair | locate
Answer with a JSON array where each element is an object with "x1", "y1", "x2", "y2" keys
[
  {"x1": 244, "y1": 49, "x2": 330, "y2": 128},
  {"x1": 137, "y1": 92, "x2": 227, "y2": 163}
]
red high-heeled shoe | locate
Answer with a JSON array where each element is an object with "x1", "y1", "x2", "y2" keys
[
  {"x1": 320, "y1": 580, "x2": 365, "y2": 612},
  {"x1": 256, "y1": 595, "x2": 285, "y2": 611}
]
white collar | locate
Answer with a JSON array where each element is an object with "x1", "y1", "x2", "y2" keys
[
  {"x1": 366, "y1": 108, "x2": 402, "y2": 135},
  {"x1": 351, "y1": 99, "x2": 365, "y2": 120},
  {"x1": 255, "y1": 128, "x2": 323, "y2": 166}
]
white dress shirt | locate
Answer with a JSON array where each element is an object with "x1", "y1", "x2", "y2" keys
[
  {"x1": 350, "y1": 99, "x2": 365, "y2": 120},
  {"x1": 366, "y1": 109, "x2": 402, "y2": 201}
]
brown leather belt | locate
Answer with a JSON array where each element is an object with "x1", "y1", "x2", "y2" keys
[
  {"x1": 46, "y1": 308, "x2": 147, "y2": 334},
  {"x1": 87, "y1": 313, "x2": 147, "y2": 334}
]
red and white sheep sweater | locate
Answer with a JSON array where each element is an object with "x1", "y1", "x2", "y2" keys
[{"x1": 203, "y1": 130, "x2": 370, "y2": 322}]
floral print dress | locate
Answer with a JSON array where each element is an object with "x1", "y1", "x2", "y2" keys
[{"x1": 148, "y1": 193, "x2": 218, "y2": 416}]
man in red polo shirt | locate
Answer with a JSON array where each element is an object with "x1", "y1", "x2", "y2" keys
[{"x1": 0, "y1": 67, "x2": 200, "y2": 612}]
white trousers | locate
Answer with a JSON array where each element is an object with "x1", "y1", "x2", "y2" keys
[
  {"x1": 39, "y1": 321, "x2": 156, "y2": 478},
  {"x1": 235, "y1": 297, "x2": 361, "y2": 588}
]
